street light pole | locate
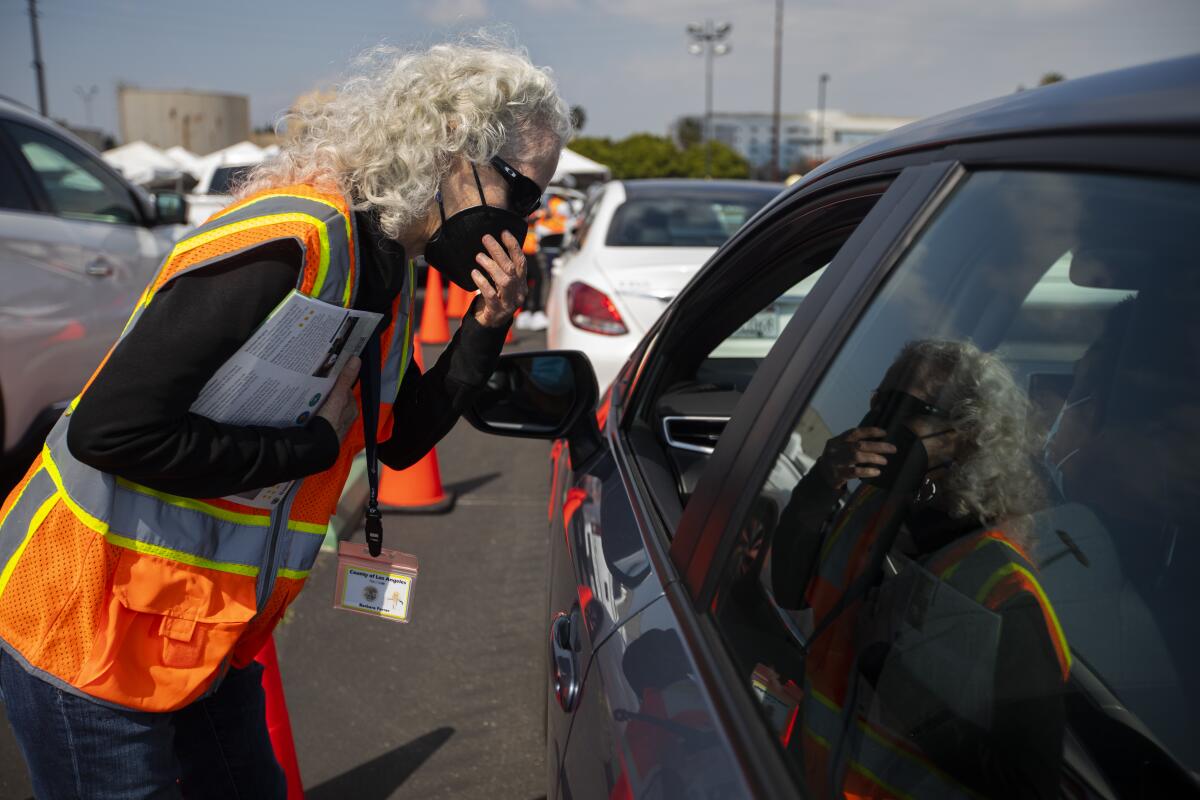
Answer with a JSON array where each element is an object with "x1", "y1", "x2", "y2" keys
[
  {"x1": 687, "y1": 20, "x2": 731, "y2": 178},
  {"x1": 770, "y1": 0, "x2": 783, "y2": 181},
  {"x1": 816, "y1": 72, "x2": 830, "y2": 164},
  {"x1": 75, "y1": 85, "x2": 98, "y2": 126},
  {"x1": 27, "y1": 0, "x2": 47, "y2": 116}
]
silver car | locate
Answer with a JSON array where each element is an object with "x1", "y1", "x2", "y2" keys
[{"x1": 0, "y1": 97, "x2": 187, "y2": 486}]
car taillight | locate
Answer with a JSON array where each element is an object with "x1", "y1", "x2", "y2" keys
[{"x1": 567, "y1": 281, "x2": 628, "y2": 336}]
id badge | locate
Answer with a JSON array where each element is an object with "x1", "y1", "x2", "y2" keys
[{"x1": 333, "y1": 541, "x2": 419, "y2": 623}]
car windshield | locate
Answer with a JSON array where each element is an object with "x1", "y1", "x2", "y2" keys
[
  {"x1": 206, "y1": 165, "x2": 253, "y2": 195},
  {"x1": 606, "y1": 187, "x2": 777, "y2": 247}
]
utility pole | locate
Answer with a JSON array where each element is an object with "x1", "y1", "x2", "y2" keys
[
  {"x1": 770, "y1": 0, "x2": 783, "y2": 181},
  {"x1": 687, "y1": 20, "x2": 732, "y2": 178},
  {"x1": 816, "y1": 72, "x2": 830, "y2": 164},
  {"x1": 27, "y1": 0, "x2": 48, "y2": 116}
]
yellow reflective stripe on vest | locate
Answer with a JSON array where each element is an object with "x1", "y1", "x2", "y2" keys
[
  {"x1": 278, "y1": 567, "x2": 310, "y2": 580},
  {"x1": 42, "y1": 448, "x2": 263, "y2": 578},
  {"x1": 104, "y1": 531, "x2": 259, "y2": 577},
  {"x1": 208, "y1": 191, "x2": 353, "y2": 306},
  {"x1": 804, "y1": 684, "x2": 983, "y2": 800},
  {"x1": 165, "y1": 212, "x2": 332, "y2": 302},
  {"x1": 0, "y1": 490, "x2": 59, "y2": 597},
  {"x1": 938, "y1": 534, "x2": 1028, "y2": 582},
  {"x1": 116, "y1": 479, "x2": 270, "y2": 528},
  {"x1": 975, "y1": 561, "x2": 1072, "y2": 673},
  {"x1": 115, "y1": 479, "x2": 326, "y2": 537}
]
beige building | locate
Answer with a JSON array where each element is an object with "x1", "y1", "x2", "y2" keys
[{"x1": 118, "y1": 86, "x2": 250, "y2": 156}]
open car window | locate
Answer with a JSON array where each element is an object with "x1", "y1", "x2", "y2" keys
[
  {"x1": 709, "y1": 169, "x2": 1200, "y2": 798},
  {"x1": 629, "y1": 187, "x2": 888, "y2": 520}
]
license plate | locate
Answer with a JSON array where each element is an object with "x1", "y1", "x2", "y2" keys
[{"x1": 733, "y1": 309, "x2": 779, "y2": 339}]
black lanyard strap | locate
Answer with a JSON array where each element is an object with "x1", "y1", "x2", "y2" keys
[{"x1": 360, "y1": 327, "x2": 384, "y2": 557}]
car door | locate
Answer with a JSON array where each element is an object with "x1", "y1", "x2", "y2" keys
[
  {"x1": 680, "y1": 155, "x2": 1200, "y2": 798},
  {"x1": 0, "y1": 119, "x2": 168, "y2": 448},
  {"x1": 549, "y1": 164, "x2": 955, "y2": 798}
]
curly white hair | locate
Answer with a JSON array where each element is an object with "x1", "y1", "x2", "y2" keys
[
  {"x1": 239, "y1": 34, "x2": 572, "y2": 239},
  {"x1": 894, "y1": 340, "x2": 1043, "y2": 527}
]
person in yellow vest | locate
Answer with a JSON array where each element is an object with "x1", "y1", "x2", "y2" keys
[
  {"x1": 771, "y1": 340, "x2": 1067, "y2": 799},
  {"x1": 0, "y1": 40, "x2": 571, "y2": 798}
]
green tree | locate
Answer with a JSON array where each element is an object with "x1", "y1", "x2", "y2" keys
[
  {"x1": 675, "y1": 116, "x2": 704, "y2": 148},
  {"x1": 678, "y1": 141, "x2": 751, "y2": 179},
  {"x1": 1039, "y1": 72, "x2": 1066, "y2": 86},
  {"x1": 569, "y1": 133, "x2": 750, "y2": 180},
  {"x1": 570, "y1": 105, "x2": 587, "y2": 133}
]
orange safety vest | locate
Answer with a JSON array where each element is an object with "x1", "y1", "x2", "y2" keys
[
  {"x1": 799, "y1": 486, "x2": 1071, "y2": 799},
  {"x1": 0, "y1": 184, "x2": 415, "y2": 712}
]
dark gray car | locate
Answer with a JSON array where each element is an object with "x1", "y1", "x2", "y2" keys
[{"x1": 469, "y1": 55, "x2": 1200, "y2": 799}]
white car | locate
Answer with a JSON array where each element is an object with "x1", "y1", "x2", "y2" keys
[
  {"x1": 546, "y1": 179, "x2": 780, "y2": 389},
  {"x1": 185, "y1": 162, "x2": 255, "y2": 227}
]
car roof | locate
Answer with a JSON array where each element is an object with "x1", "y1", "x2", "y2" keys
[
  {"x1": 801, "y1": 54, "x2": 1200, "y2": 186},
  {"x1": 620, "y1": 179, "x2": 782, "y2": 199}
]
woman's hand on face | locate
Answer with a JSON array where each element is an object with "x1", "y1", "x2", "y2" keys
[
  {"x1": 472, "y1": 231, "x2": 528, "y2": 328},
  {"x1": 316, "y1": 356, "x2": 361, "y2": 443},
  {"x1": 816, "y1": 427, "x2": 897, "y2": 490}
]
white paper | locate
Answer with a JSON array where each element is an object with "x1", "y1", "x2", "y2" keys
[{"x1": 190, "y1": 290, "x2": 383, "y2": 508}]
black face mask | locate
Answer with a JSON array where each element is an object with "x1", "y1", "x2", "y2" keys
[
  {"x1": 857, "y1": 393, "x2": 953, "y2": 495},
  {"x1": 424, "y1": 164, "x2": 529, "y2": 291}
]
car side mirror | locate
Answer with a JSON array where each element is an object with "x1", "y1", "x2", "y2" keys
[
  {"x1": 152, "y1": 191, "x2": 188, "y2": 226},
  {"x1": 465, "y1": 351, "x2": 603, "y2": 464}
]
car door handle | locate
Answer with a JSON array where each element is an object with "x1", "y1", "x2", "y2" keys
[
  {"x1": 85, "y1": 258, "x2": 114, "y2": 277},
  {"x1": 549, "y1": 612, "x2": 581, "y2": 713}
]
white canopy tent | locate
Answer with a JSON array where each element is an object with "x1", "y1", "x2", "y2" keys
[
  {"x1": 102, "y1": 140, "x2": 186, "y2": 187},
  {"x1": 552, "y1": 147, "x2": 610, "y2": 186}
]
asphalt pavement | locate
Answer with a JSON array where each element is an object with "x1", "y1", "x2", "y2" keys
[{"x1": 0, "y1": 328, "x2": 554, "y2": 800}]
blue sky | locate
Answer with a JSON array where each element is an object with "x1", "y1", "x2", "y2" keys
[{"x1": 2, "y1": 0, "x2": 1198, "y2": 146}]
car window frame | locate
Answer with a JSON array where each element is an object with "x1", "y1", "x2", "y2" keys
[
  {"x1": 669, "y1": 161, "x2": 963, "y2": 599},
  {"x1": 598, "y1": 161, "x2": 957, "y2": 798},
  {"x1": 675, "y1": 134, "x2": 1200, "y2": 797},
  {"x1": 0, "y1": 118, "x2": 148, "y2": 227}
]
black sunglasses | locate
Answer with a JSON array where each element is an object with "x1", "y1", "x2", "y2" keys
[
  {"x1": 866, "y1": 389, "x2": 950, "y2": 428},
  {"x1": 490, "y1": 156, "x2": 543, "y2": 217}
]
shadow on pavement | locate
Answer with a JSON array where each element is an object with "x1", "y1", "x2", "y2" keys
[
  {"x1": 444, "y1": 472, "x2": 501, "y2": 495},
  {"x1": 305, "y1": 726, "x2": 454, "y2": 800}
]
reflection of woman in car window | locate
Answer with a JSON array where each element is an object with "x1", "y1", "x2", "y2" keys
[{"x1": 772, "y1": 340, "x2": 1067, "y2": 799}]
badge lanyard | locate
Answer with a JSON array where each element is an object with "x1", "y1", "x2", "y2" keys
[{"x1": 360, "y1": 327, "x2": 384, "y2": 558}]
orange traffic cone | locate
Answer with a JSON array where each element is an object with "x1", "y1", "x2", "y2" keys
[
  {"x1": 446, "y1": 281, "x2": 475, "y2": 320},
  {"x1": 379, "y1": 336, "x2": 456, "y2": 513},
  {"x1": 505, "y1": 310, "x2": 518, "y2": 345},
  {"x1": 255, "y1": 637, "x2": 304, "y2": 799},
  {"x1": 419, "y1": 268, "x2": 450, "y2": 345}
]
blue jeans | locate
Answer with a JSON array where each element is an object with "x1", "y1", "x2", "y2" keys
[{"x1": 0, "y1": 649, "x2": 286, "y2": 800}]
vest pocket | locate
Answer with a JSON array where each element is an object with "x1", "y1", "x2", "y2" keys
[{"x1": 76, "y1": 546, "x2": 258, "y2": 710}]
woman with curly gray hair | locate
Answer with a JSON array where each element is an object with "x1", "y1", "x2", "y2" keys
[
  {"x1": 771, "y1": 340, "x2": 1066, "y2": 800},
  {"x1": 1, "y1": 38, "x2": 571, "y2": 798}
]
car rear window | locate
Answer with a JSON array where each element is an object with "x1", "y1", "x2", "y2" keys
[{"x1": 606, "y1": 188, "x2": 777, "y2": 247}]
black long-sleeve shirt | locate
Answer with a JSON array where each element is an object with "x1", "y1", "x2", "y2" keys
[{"x1": 66, "y1": 211, "x2": 506, "y2": 498}]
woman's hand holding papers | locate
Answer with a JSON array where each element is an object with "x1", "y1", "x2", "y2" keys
[{"x1": 317, "y1": 356, "x2": 362, "y2": 442}]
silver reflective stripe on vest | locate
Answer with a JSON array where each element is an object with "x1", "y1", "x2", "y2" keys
[
  {"x1": 43, "y1": 417, "x2": 115, "y2": 523},
  {"x1": 803, "y1": 681, "x2": 979, "y2": 800},
  {"x1": 109, "y1": 483, "x2": 269, "y2": 572},
  {"x1": 380, "y1": 259, "x2": 417, "y2": 399},
  {"x1": 0, "y1": 470, "x2": 57, "y2": 581},
  {"x1": 815, "y1": 486, "x2": 884, "y2": 594},
  {"x1": 277, "y1": 527, "x2": 325, "y2": 578}
]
